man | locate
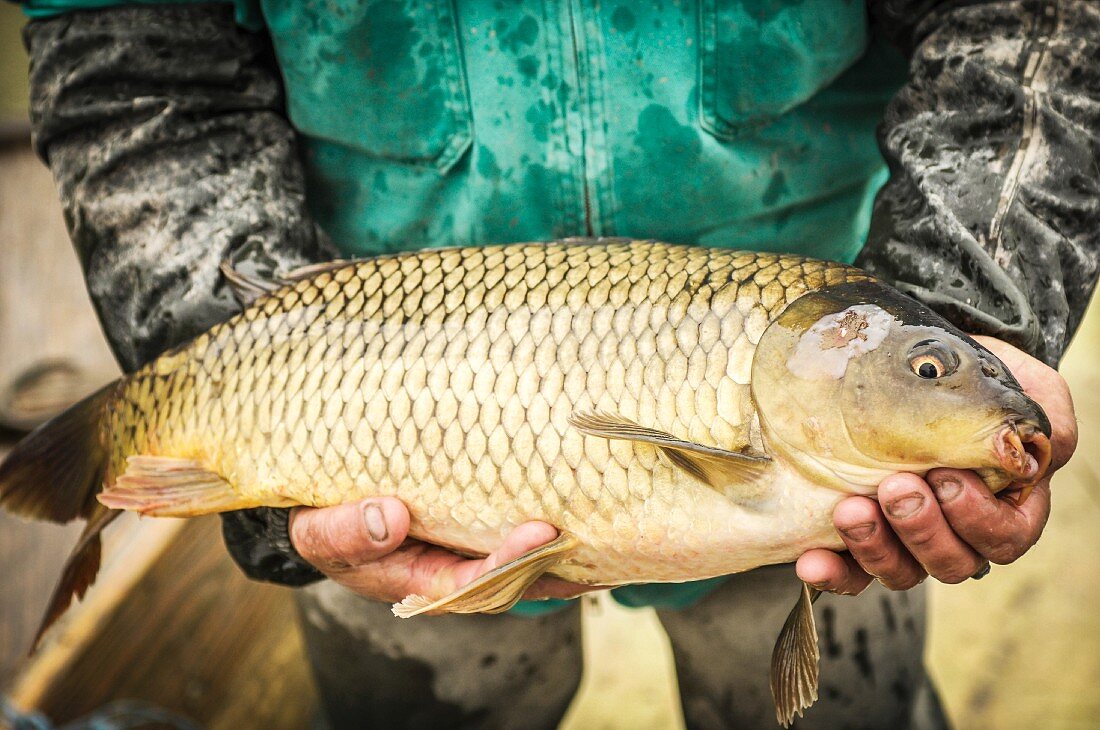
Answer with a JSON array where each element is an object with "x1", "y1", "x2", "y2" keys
[{"x1": 19, "y1": 0, "x2": 1090, "y2": 726}]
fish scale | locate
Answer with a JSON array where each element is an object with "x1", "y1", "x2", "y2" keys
[{"x1": 103, "y1": 240, "x2": 866, "y2": 583}]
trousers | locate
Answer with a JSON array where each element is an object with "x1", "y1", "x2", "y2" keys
[{"x1": 297, "y1": 564, "x2": 949, "y2": 729}]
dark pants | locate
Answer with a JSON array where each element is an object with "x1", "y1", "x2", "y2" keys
[{"x1": 297, "y1": 565, "x2": 949, "y2": 729}]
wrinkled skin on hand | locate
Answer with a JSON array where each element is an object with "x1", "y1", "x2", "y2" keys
[
  {"x1": 290, "y1": 337, "x2": 1075, "y2": 604},
  {"x1": 289, "y1": 502, "x2": 598, "y2": 605},
  {"x1": 797, "y1": 336, "x2": 1078, "y2": 594}
]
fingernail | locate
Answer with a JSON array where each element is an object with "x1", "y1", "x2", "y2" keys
[
  {"x1": 886, "y1": 493, "x2": 925, "y2": 519},
  {"x1": 840, "y1": 522, "x2": 876, "y2": 541},
  {"x1": 363, "y1": 503, "x2": 388, "y2": 542},
  {"x1": 808, "y1": 580, "x2": 830, "y2": 590},
  {"x1": 932, "y1": 477, "x2": 963, "y2": 503}
]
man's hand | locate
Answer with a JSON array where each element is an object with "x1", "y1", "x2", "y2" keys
[
  {"x1": 797, "y1": 336, "x2": 1078, "y2": 594},
  {"x1": 289, "y1": 500, "x2": 594, "y2": 604}
]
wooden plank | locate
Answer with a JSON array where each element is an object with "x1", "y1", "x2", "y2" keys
[
  {"x1": 7, "y1": 516, "x2": 186, "y2": 705},
  {"x1": 0, "y1": 490, "x2": 83, "y2": 683},
  {"x1": 8, "y1": 517, "x2": 317, "y2": 729}
]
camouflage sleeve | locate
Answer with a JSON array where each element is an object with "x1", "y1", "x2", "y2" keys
[
  {"x1": 24, "y1": 3, "x2": 331, "y2": 586},
  {"x1": 860, "y1": 0, "x2": 1100, "y2": 366}
]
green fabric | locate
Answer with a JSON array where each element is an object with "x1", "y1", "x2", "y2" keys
[
  {"x1": 21, "y1": 0, "x2": 908, "y2": 611},
  {"x1": 507, "y1": 597, "x2": 574, "y2": 617},
  {"x1": 505, "y1": 577, "x2": 733, "y2": 615},
  {"x1": 611, "y1": 577, "x2": 731, "y2": 610},
  {"x1": 264, "y1": 1, "x2": 904, "y2": 263}
]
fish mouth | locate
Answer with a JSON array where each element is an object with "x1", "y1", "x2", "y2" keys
[{"x1": 994, "y1": 420, "x2": 1052, "y2": 504}]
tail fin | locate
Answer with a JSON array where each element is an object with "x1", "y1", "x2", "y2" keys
[
  {"x1": 0, "y1": 381, "x2": 120, "y2": 649},
  {"x1": 0, "y1": 382, "x2": 116, "y2": 522},
  {"x1": 32, "y1": 507, "x2": 119, "y2": 650}
]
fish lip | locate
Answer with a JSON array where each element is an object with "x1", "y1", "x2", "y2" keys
[{"x1": 993, "y1": 420, "x2": 1052, "y2": 488}]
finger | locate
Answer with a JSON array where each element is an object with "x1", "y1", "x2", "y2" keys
[
  {"x1": 523, "y1": 575, "x2": 601, "y2": 601},
  {"x1": 308, "y1": 518, "x2": 602, "y2": 611},
  {"x1": 833, "y1": 495, "x2": 927, "y2": 591},
  {"x1": 1038, "y1": 379, "x2": 1077, "y2": 471},
  {"x1": 330, "y1": 520, "x2": 583, "y2": 604},
  {"x1": 444, "y1": 523, "x2": 600, "y2": 601},
  {"x1": 421, "y1": 521, "x2": 561, "y2": 595},
  {"x1": 878, "y1": 473, "x2": 985, "y2": 584},
  {"x1": 927, "y1": 468, "x2": 1052, "y2": 564},
  {"x1": 289, "y1": 497, "x2": 410, "y2": 571},
  {"x1": 796, "y1": 548, "x2": 873, "y2": 596},
  {"x1": 466, "y1": 523, "x2": 602, "y2": 600}
]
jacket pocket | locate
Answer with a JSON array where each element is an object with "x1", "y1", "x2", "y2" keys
[
  {"x1": 698, "y1": 0, "x2": 869, "y2": 140},
  {"x1": 268, "y1": 0, "x2": 473, "y2": 172}
]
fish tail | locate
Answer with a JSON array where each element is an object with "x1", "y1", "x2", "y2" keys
[
  {"x1": 30, "y1": 508, "x2": 119, "y2": 652},
  {"x1": 0, "y1": 380, "x2": 121, "y2": 649},
  {"x1": 0, "y1": 380, "x2": 118, "y2": 522}
]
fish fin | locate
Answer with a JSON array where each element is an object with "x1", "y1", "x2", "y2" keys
[
  {"x1": 0, "y1": 382, "x2": 124, "y2": 651},
  {"x1": 98, "y1": 456, "x2": 250, "y2": 517},
  {"x1": 391, "y1": 594, "x2": 436, "y2": 616},
  {"x1": 31, "y1": 507, "x2": 119, "y2": 652},
  {"x1": 569, "y1": 410, "x2": 771, "y2": 487},
  {"x1": 278, "y1": 260, "x2": 353, "y2": 282},
  {"x1": 221, "y1": 259, "x2": 357, "y2": 306},
  {"x1": 219, "y1": 260, "x2": 280, "y2": 307},
  {"x1": 770, "y1": 583, "x2": 822, "y2": 728},
  {"x1": 392, "y1": 532, "x2": 578, "y2": 618},
  {"x1": 0, "y1": 382, "x2": 117, "y2": 523}
]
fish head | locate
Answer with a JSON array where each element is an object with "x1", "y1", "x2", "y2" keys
[{"x1": 751, "y1": 281, "x2": 1051, "y2": 494}]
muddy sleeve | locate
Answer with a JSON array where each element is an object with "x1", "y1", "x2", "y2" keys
[
  {"x1": 859, "y1": 0, "x2": 1100, "y2": 366},
  {"x1": 24, "y1": 3, "x2": 331, "y2": 586}
]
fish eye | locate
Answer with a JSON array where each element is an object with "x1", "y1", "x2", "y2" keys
[{"x1": 908, "y1": 340, "x2": 958, "y2": 380}]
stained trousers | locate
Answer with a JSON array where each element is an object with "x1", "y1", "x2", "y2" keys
[{"x1": 297, "y1": 564, "x2": 949, "y2": 729}]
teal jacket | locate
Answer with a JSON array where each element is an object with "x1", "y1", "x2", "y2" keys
[
  {"x1": 24, "y1": 0, "x2": 908, "y2": 611},
  {"x1": 26, "y1": 0, "x2": 904, "y2": 263}
]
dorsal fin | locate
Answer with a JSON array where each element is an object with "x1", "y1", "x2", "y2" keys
[
  {"x1": 278, "y1": 260, "x2": 353, "y2": 282},
  {"x1": 220, "y1": 259, "x2": 354, "y2": 307},
  {"x1": 568, "y1": 410, "x2": 771, "y2": 488},
  {"x1": 219, "y1": 260, "x2": 280, "y2": 307}
]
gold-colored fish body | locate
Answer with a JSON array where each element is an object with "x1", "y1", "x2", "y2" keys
[
  {"x1": 1, "y1": 238, "x2": 1055, "y2": 726},
  {"x1": 107, "y1": 240, "x2": 868, "y2": 585}
]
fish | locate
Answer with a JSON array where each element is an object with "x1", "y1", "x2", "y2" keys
[{"x1": 0, "y1": 238, "x2": 1051, "y2": 726}]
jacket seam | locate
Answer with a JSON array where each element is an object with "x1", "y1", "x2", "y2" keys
[{"x1": 987, "y1": 0, "x2": 1059, "y2": 265}]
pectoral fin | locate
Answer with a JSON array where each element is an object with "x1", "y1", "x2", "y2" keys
[
  {"x1": 770, "y1": 583, "x2": 822, "y2": 728},
  {"x1": 569, "y1": 410, "x2": 770, "y2": 488},
  {"x1": 98, "y1": 456, "x2": 261, "y2": 517},
  {"x1": 392, "y1": 532, "x2": 578, "y2": 618}
]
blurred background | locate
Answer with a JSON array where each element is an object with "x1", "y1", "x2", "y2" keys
[{"x1": 1, "y1": 5, "x2": 1098, "y2": 729}]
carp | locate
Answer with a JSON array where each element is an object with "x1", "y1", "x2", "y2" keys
[{"x1": 0, "y1": 239, "x2": 1051, "y2": 725}]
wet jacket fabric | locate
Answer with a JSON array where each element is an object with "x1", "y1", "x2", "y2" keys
[{"x1": 20, "y1": 1, "x2": 1100, "y2": 601}]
